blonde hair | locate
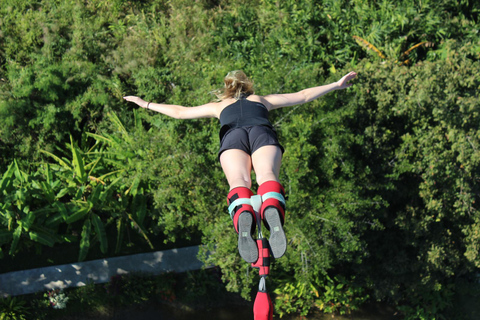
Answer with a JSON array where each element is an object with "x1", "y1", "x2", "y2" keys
[{"x1": 215, "y1": 70, "x2": 254, "y2": 100}]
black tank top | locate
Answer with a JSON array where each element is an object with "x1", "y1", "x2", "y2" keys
[{"x1": 219, "y1": 95, "x2": 273, "y2": 140}]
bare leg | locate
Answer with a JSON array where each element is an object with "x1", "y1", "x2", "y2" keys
[
  {"x1": 252, "y1": 145, "x2": 287, "y2": 258},
  {"x1": 220, "y1": 149, "x2": 253, "y2": 190},
  {"x1": 220, "y1": 149, "x2": 258, "y2": 262},
  {"x1": 251, "y1": 145, "x2": 283, "y2": 185}
]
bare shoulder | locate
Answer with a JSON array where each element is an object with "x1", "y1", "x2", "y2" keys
[
  {"x1": 246, "y1": 95, "x2": 274, "y2": 110},
  {"x1": 177, "y1": 101, "x2": 226, "y2": 120},
  {"x1": 253, "y1": 92, "x2": 307, "y2": 110}
]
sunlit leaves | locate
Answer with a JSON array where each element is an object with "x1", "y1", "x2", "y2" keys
[{"x1": 0, "y1": 1, "x2": 479, "y2": 318}]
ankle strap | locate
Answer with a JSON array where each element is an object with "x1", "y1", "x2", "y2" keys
[
  {"x1": 228, "y1": 198, "x2": 252, "y2": 219},
  {"x1": 228, "y1": 192, "x2": 285, "y2": 219},
  {"x1": 261, "y1": 192, "x2": 285, "y2": 205}
]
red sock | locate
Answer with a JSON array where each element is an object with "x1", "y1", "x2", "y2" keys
[
  {"x1": 227, "y1": 187, "x2": 255, "y2": 233},
  {"x1": 257, "y1": 181, "x2": 285, "y2": 224}
]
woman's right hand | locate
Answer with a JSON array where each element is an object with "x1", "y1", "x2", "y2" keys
[
  {"x1": 123, "y1": 96, "x2": 148, "y2": 108},
  {"x1": 336, "y1": 71, "x2": 357, "y2": 90}
]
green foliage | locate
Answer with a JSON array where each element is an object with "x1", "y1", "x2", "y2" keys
[
  {"x1": 397, "y1": 284, "x2": 454, "y2": 320},
  {"x1": 274, "y1": 280, "x2": 318, "y2": 317},
  {"x1": 1, "y1": 0, "x2": 480, "y2": 319},
  {"x1": 314, "y1": 275, "x2": 368, "y2": 315},
  {"x1": 101, "y1": 273, "x2": 176, "y2": 306},
  {"x1": 0, "y1": 160, "x2": 67, "y2": 257},
  {"x1": 0, "y1": 131, "x2": 156, "y2": 261},
  {"x1": 327, "y1": 41, "x2": 480, "y2": 319},
  {"x1": 274, "y1": 274, "x2": 368, "y2": 317},
  {"x1": 1, "y1": 0, "x2": 479, "y2": 169},
  {"x1": 0, "y1": 297, "x2": 30, "y2": 320},
  {"x1": 68, "y1": 281, "x2": 107, "y2": 313}
]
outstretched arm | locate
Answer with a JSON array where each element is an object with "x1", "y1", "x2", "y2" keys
[
  {"x1": 262, "y1": 71, "x2": 357, "y2": 110},
  {"x1": 123, "y1": 96, "x2": 218, "y2": 119}
]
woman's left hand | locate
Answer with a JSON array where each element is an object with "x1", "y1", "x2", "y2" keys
[{"x1": 336, "y1": 71, "x2": 357, "y2": 89}]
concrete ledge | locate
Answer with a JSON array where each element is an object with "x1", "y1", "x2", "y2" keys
[{"x1": 0, "y1": 245, "x2": 205, "y2": 297}]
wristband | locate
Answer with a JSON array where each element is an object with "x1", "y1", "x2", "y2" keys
[{"x1": 146, "y1": 102, "x2": 150, "y2": 109}]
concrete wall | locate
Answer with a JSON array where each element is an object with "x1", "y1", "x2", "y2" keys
[{"x1": 0, "y1": 245, "x2": 206, "y2": 297}]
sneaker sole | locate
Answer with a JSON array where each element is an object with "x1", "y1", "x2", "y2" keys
[
  {"x1": 238, "y1": 212, "x2": 258, "y2": 263},
  {"x1": 264, "y1": 207, "x2": 287, "y2": 259}
]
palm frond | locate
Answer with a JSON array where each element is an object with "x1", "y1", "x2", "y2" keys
[
  {"x1": 353, "y1": 35, "x2": 387, "y2": 59},
  {"x1": 404, "y1": 41, "x2": 434, "y2": 56}
]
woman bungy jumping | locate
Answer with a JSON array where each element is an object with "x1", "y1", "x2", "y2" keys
[{"x1": 124, "y1": 70, "x2": 357, "y2": 263}]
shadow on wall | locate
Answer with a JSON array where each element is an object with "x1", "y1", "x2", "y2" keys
[{"x1": 0, "y1": 245, "x2": 206, "y2": 297}]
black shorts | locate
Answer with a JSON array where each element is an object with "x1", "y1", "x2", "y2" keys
[{"x1": 218, "y1": 125, "x2": 285, "y2": 159}]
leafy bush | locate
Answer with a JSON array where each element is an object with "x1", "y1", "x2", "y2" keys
[
  {"x1": 0, "y1": 297, "x2": 30, "y2": 320},
  {"x1": 274, "y1": 274, "x2": 368, "y2": 317},
  {"x1": 0, "y1": 131, "x2": 155, "y2": 261},
  {"x1": 1, "y1": 1, "x2": 479, "y2": 319}
]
